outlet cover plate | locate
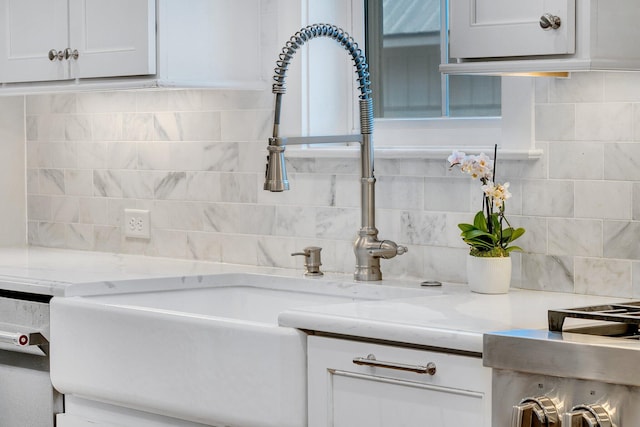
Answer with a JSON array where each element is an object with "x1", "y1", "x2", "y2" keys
[{"x1": 124, "y1": 209, "x2": 150, "y2": 239}]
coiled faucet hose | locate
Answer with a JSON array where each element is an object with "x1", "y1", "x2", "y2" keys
[{"x1": 272, "y1": 23, "x2": 372, "y2": 101}]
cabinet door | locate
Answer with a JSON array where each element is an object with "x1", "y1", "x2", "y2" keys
[
  {"x1": 0, "y1": 0, "x2": 70, "y2": 83},
  {"x1": 68, "y1": 0, "x2": 156, "y2": 79},
  {"x1": 450, "y1": 0, "x2": 575, "y2": 59},
  {"x1": 308, "y1": 336, "x2": 491, "y2": 427}
]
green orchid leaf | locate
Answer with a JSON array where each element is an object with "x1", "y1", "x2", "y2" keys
[
  {"x1": 458, "y1": 223, "x2": 476, "y2": 232},
  {"x1": 463, "y1": 239, "x2": 495, "y2": 250},
  {"x1": 473, "y1": 211, "x2": 488, "y2": 232},
  {"x1": 499, "y1": 226, "x2": 525, "y2": 244},
  {"x1": 490, "y1": 213, "x2": 500, "y2": 232},
  {"x1": 510, "y1": 228, "x2": 525, "y2": 241},
  {"x1": 462, "y1": 229, "x2": 498, "y2": 243}
]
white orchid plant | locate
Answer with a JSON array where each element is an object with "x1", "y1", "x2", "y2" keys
[{"x1": 448, "y1": 149, "x2": 525, "y2": 258}]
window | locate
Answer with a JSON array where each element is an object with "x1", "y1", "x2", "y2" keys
[
  {"x1": 279, "y1": 0, "x2": 538, "y2": 158},
  {"x1": 365, "y1": 0, "x2": 501, "y2": 119}
]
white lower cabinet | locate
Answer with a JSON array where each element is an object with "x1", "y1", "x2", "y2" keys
[{"x1": 307, "y1": 336, "x2": 491, "y2": 427}]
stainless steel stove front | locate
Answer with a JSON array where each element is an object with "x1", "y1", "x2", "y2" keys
[
  {"x1": 492, "y1": 369, "x2": 640, "y2": 426},
  {"x1": 485, "y1": 329, "x2": 640, "y2": 426}
]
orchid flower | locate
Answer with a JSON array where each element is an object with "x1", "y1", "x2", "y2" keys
[{"x1": 447, "y1": 149, "x2": 524, "y2": 257}]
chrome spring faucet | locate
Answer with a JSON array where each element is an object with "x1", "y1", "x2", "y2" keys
[{"x1": 263, "y1": 24, "x2": 407, "y2": 281}]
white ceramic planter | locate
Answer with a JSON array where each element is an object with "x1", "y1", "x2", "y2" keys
[{"x1": 466, "y1": 255, "x2": 512, "y2": 294}]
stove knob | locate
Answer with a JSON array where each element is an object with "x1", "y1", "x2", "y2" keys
[
  {"x1": 512, "y1": 396, "x2": 560, "y2": 427},
  {"x1": 563, "y1": 404, "x2": 612, "y2": 427}
]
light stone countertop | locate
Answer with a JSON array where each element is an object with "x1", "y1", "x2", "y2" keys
[
  {"x1": 0, "y1": 246, "x2": 628, "y2": 353},
  {"x1": 278, "y1": 287, "x2": 628, "y2": 353},
  {"x1": 0, "y1": 246, "x2": 298, "y2": 296}
]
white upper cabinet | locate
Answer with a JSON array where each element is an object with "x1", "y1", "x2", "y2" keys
[
  {"x1": 0, "y1": 0, "x2": 155, "y2": 83},
  {"x1": 442, "y1": 0, "x2": 640, "y2": 74},
  {"x1": 68, "y1": 0, "x2": 155, "y2": 79},
  {"x1": 0, "y1": 0, "x2": 267, "y2": 92},
  {"x1": 155, "y1": 0, "x2": 264, "y2": 88},
  {"x1": 0, "y1": 0, "x2": 70, "y2": 82},
  {"x1": 450, "y1": 0, "x2": 575, "y2": 59}
]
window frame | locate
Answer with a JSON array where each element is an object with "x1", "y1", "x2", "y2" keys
[{"x1": 278, "y1": 0, "x2": 541, "y2": 160}]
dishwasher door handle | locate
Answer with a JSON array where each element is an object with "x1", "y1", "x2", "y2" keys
[{"x1": 0, "y1": 331, "x2": 46, "y2": 347}]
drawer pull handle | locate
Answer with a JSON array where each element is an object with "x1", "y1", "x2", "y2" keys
[{"x1": 353, "y1": 354, "x2": 436, "y2": 375}]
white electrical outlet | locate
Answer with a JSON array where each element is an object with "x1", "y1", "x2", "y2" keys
[{"x1": 124, "y1": 209, "x2": 150, "y2": 239}]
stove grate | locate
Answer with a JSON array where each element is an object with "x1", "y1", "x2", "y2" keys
[{"x1": 548, "y1": 302, "x2": 640, "y2": 332}]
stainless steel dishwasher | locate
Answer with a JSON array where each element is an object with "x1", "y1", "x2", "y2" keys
[{"x1": 0, "y1": 289, "x2": 63, "y2": 426}]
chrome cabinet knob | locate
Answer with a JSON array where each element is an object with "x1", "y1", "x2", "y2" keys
[
  {"x1": 512, "y1": 396, "x2": 559, "y2": 427},
  {"x1": 48, "y1": 48, "x2": 79, "y2": 61},
  {"x1": 64, "y1": 48, "x2": 79, "y2": 60},
  {"x1": 563, "y1": 404, "x2": 613, "y2": 427},
  {"x1": 48, "y1": 49, "x2": 64, "y2": 61},
  {"x1": 540, "y1": 13, "x2": 562, "y2": 30}
]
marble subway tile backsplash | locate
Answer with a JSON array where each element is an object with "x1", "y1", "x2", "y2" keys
[{"x1": 24, "y1": 72, "x2": 640, "y2": 298}]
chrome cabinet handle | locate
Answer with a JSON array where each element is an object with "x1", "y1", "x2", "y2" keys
[
  {"x1": 48, "y1": 49, "x2": 64, "y2": 61},
  {"x1": 540, "y1": 13, "x2": 561, "y2": 30},
  {"x1": 512, "y1": 396, "x2": 559, "y2": 427},
  {"x1": 353, "y1": 354, "x2": 436, "y2": 375},
  {"x1": 64, "y1": 48, "x2": 79, "y2": 60},
  {"x1": 563, "y1": 404, "x2": 613, "y2": 427}
]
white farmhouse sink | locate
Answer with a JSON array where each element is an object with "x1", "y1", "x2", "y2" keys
[
  {"x1": 50, "y1": 273, "x2": 435, "y2": 427},
  {"x1": 89, "y1": 285, "x2": 370, "y2": 323}
]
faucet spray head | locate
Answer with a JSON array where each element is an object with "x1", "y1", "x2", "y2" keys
[{"x1": 264, "y1": 142, "x2": 289, "y2": 192}]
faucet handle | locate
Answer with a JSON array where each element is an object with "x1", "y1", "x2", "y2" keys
[
  {"x1": 291, "y1": 246, "x2": 323, "y2": 277},
  {"x1": 367, "y1": 241, "x2": 408, "y2": 259}
]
